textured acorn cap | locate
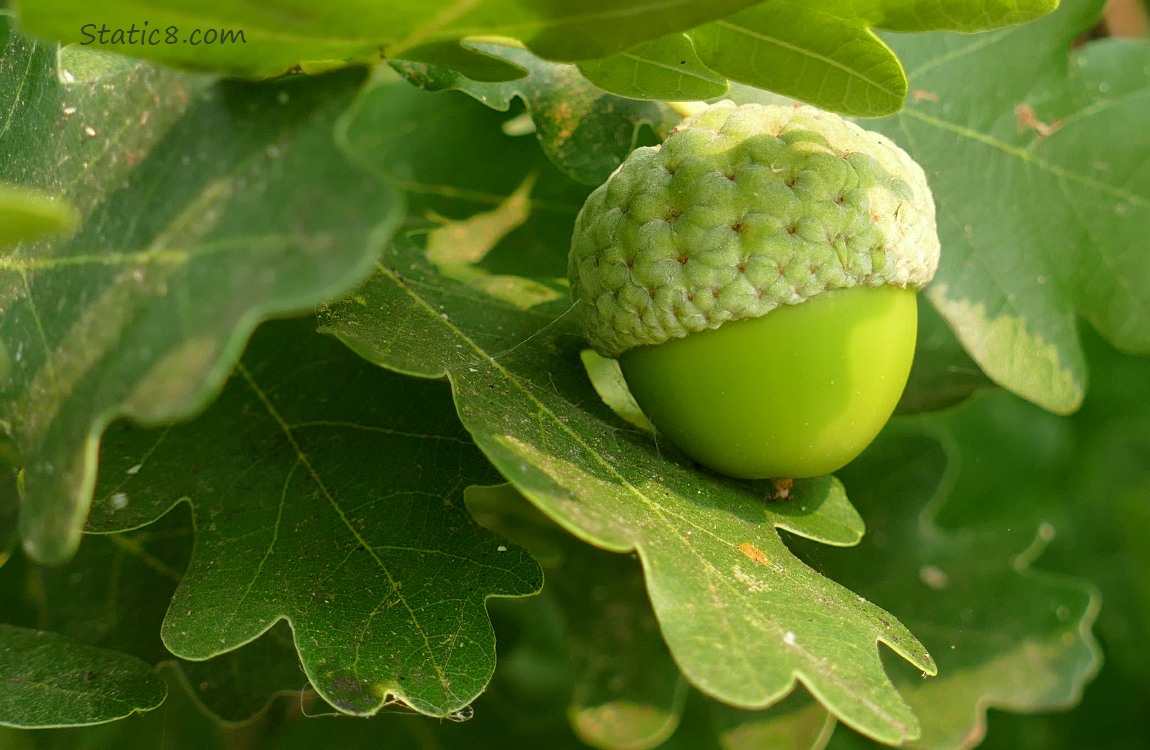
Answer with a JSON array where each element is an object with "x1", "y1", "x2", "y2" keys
[{"x1": 569, "y1": 101, "x2": 940, "y2": 358}]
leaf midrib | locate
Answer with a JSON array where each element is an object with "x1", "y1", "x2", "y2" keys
[{"x1": 379, "y1": 260, "x2": 921, "y2": 739}]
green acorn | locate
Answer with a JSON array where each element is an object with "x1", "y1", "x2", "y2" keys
[{"x1": 569, "y1": 101, "x2": 940, "y2": 479}]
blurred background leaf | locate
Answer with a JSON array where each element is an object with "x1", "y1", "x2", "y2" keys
[
  {"x1": 872, "y1": 0, "x2": 1150, "y2": 413},
  {"x1": 0, "y1": 624, "x2": 165, "y2": 728}
]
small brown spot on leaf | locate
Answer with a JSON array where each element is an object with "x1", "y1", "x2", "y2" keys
[
  {"x1": 737, "y1": 542, "x2": 769, "y2": 565},
  {"x1": 911, "y1": 89, "x2": 939, "y2": 103},
  {"x1": 1015, "y1": 103, "x2": 1062, "y2": 138}
]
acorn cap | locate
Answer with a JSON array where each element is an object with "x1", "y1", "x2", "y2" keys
[{"x1": 568, "y1": 101, "x2": 940, "y2": 358}]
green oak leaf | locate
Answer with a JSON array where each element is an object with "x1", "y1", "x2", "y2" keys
[
  {"x1": 872, "y1": 0, "x2": 1150, "y2": 412},
  {"x1": 15, "y1": 0, "x2": 763, "y2": 79},
  {"x1": 685, "y1": 0, "x2": 1056, "y2": 117},
  {"x1": 321, "y1": 79, "x2": 936, "y2": 746},
  {"x1": 15, "y1": 0, "x2": 1056, "y2": 116},
  {"x1": 0, "y1": 656, "x2": 586, "y2": 750},
  {"x1": 0, "y1": 662, "x2": 293, "y2": 750},
  {"x1": 798, "y1": 423, "x2": 1101, "y2": 750},
  {"x1": 84, "y1": 318, "x2": 543, "y2": 718},
  {"x1": 471, "y1": 483, "x2": 839, "y2": 750},
  {"x1": 918, "y1": 331, "x2": 1150, "y2": 750},
  {"x1": 571, "y1": 0, "x2": 1061, "y2": 113},
  {"x1": 0, "y1": 509, "x2": 309, "y2": 724},
  {"x1": 468, "y1": 483, "x2": 689, "y2": 750},
  {"x1": 578, "y1": 33, "x2": 729, "y2": 103},
  {"x1": 0, "y1": 623, "x2": 165, "y2": 728},
  {"x1": 393, "y1": 45, "x2": 679, "y2": 186},
  {"x1": 0, "y1": 26, "x2": 399, "y2": 564}
]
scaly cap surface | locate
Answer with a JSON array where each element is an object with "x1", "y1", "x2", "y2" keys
[{"x1": 569, "y1": 101, "x2": 939, "y2": 357}]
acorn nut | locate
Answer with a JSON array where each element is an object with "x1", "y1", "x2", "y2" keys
[{"x1": 569, "y1": 101, "x2": 940, "y2": 479}]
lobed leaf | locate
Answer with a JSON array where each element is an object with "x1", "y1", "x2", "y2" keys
[
  {"x1": 578, "y1": 34, "x2": 729, "y2": 103},
  {"x1": 920, "y1": 332, "x2": 1150, "y2": 750},
  {"x1": 0, "y1": 26, "x2": 398, "y2": 563},
  {"x1": 0, "y1": 623, "x2": 165, "y2": 728},
  {"x1": 393, "y1": 45, "x2": 679, "y2": 186},
  {"x1": 15, "y1": 0, "x2": 1057, "y2": 117},
  {"x1": 468, "y1": 483, "x2": 689, "y2": 750},
  {"x1": 0, "y1": 509, "x2": 309, "y2": 724},
  {"x1": 321, "y1": 79, "x2": 936, "y2": 745},
  {"x1": 578, "y1": 0, "x2": 1058, "y2": 115},
  {"x1": 15, "y1": 0, "x2": 763, "y2": 79},
  {"x1": 472, "y1": 482, "x2": 842, "y2": 750},
  {"x1": 800, "y1": 421, "x2": 1101, "y2": 749},
  {"x1": 85, "y1": 318, "x2": 543, "y2": 718},
  {"x1": 871, "y1": 0, "x2": 1150, "y2": 412}
]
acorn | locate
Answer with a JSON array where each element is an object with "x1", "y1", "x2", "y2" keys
[{"x1": 568, "y1": 102, "x2": 940, "y2": 479}]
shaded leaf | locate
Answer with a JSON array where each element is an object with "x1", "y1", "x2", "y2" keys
[
  {"x1": 0, "y1": 26, "x2": 399, "y2": 563},
  {"x1": 706, "y1": 690, "x2": 835, "y2": 750},
  {"x1": 0, "y1": 503, "x2": 310, "y2": 724},
  {"x1": 940, "y1": 330, "x2": 1150, "y2": 750},
  {"x1": 321, "y1": 80, "x2": 936, "y2": 745},
  {"x1": 872, "y1": 0, "x2": 1150, "y2": 411},
  {"x1": 15, "y1": 0, "x2": 763, "y2": 79},
  {"x1": 16, "y1": 0, "x2": 1056, "y2": 117},
  {"x1": 0, "y1": 623, "x2": 165, "y2": 728},
  {"x1": 0, "y1": 662, "x2": 298, "y2": 749},
  {"x1": 473, "y1": 483, "x2": 836, "y2": 750},
  {"x1": 896, "y1": 296, "x2": 995, "y2": 415},
  {"x1": 800, "y1": 423, "x2": 1101, "y2": 749},
  {"x1": 468, "y1": 484, "x2": 687, "y2": 750},
  {"x1": 175, "y1": 623, "x2": 308, "y2": 725},
  {"x1": 85, "y1": 318, "x2": 543, "y2": 718},
  {"x1": 578, "y1": 34, "x2": 729, "y2": 102},
  {"x1": 393, "y1": 45, "x2": 678, "y2": 186}
]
